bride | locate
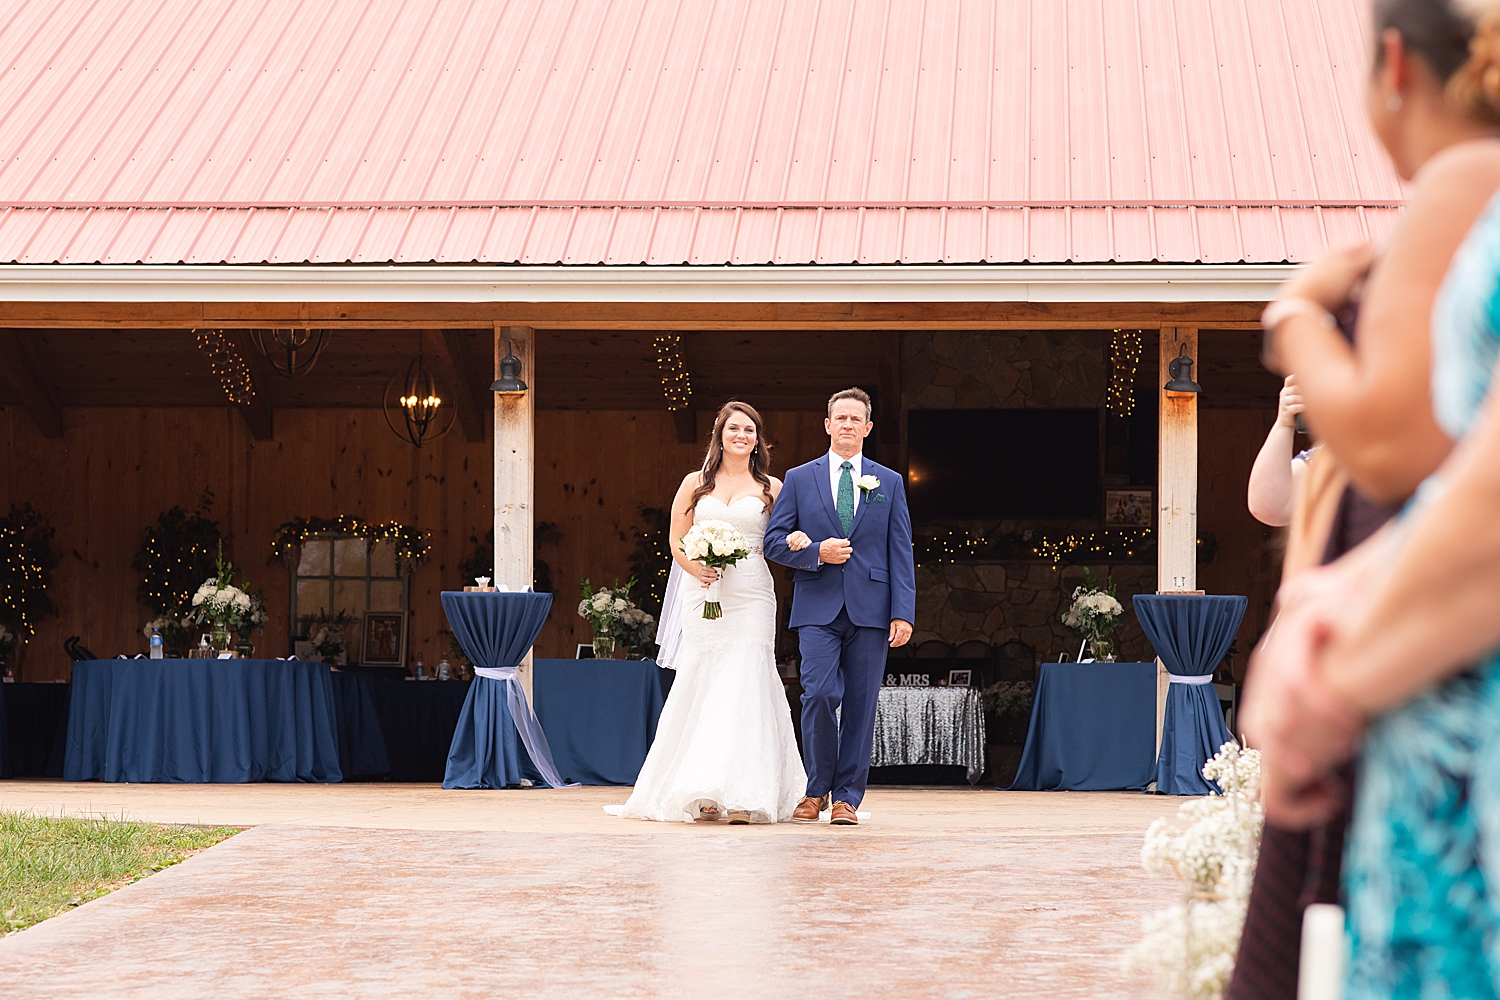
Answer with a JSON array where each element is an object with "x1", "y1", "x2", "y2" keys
[{"x1": 613, "y1": 401, "x2": 807, "y2": 824}]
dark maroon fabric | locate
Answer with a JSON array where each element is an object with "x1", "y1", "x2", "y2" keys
[{"x1": 1225, "y1": 485, "x2": 1399, "y2": 1000}]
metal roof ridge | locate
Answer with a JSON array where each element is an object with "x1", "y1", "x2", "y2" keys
[{"x1": 0, "y1": 199, "x2": 1406, "y2": 211}]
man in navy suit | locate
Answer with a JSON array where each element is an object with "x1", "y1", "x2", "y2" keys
[{"x1": 765, "y1": 388, "x2": 916, "y2": 825}]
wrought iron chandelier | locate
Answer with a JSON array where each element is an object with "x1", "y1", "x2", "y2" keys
[
  {"x1": 383, "y1": 349, "x2": 455, "y2": 448},
  {"x1": 250, "y1": 328, "x2": 330, "y2": 378}
]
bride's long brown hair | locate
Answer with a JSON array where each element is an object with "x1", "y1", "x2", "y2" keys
[{"x1": 688, "y1": 401, "x2": 775, "y2": 512}]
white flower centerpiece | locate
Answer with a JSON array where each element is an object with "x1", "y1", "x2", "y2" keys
[
  {"x1": 679, "y1": 518, "x2": 751, "y2": 619},
  {"x1": 1060, "y1": 568, "x2": 1126, "y2": 661},
  {"x1": 1125, "y1": 741, "x2": 1265, "y2": 1000},
  {"x1": 613, "y1": 603, "x2": 657, "y2": 659},
  {"x1": 189, "y1": 544, "x2": 268, "y2": 656},
  {"x1": 577, "y1": 578, "x2": 636, "y2": 658}
]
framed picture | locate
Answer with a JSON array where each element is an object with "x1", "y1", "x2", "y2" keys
[
  {"x1": 359, "y1": 611, "x2": 408, "y2": 667},
  {"x1": 576, "y1": 643, "x2": 596, "y2": 659},
  {"x1": 1103, "y1": 488, "x2": 1153, "y2": 528},
  {"x1": 948, "y1": 669, "x2": 972, "y2": 688}
]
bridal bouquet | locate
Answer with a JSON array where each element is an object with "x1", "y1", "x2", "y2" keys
[
  {"x1": 1061, "y1": 567, "x2": 1125, "y2": 661},
  {"x1": 680, "y1": 519, "x2": 750, "y2": 619},
  {"x1": 1124, "y1": 742, "x2": 1265, "y2": 999}
]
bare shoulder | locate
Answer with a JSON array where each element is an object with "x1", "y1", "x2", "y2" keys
[
  {"x1": 768, "y1": 475, "x2": 784, "y2": 499},
  {"x1": 1403, "y1": 141, "x2": 1500, "y2": 219},
  {"x1": 679, "y1": 470, "x2": 705, "y2": 489}
]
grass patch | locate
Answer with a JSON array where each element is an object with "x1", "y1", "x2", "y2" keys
[{"x1": 0, "y1": 811, "x2": 239, "y2": 935}]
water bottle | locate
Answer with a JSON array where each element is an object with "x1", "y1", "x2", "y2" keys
[
  {"x1": 437, "y1": 657, "x2": 451, "y2": 681},
  {"x1": 149, "y1": 628, "x2": 164, "y2": 660}
]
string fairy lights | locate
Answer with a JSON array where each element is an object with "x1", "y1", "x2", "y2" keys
[
  {"x1": 912, "y1": 527, "x2": 1153, "y2": 568},
  {"x1": 0, "y1": 503, "x2": 60, "y2": 640},
  {"x1": 194, "y1": 329, "x2": 257, "y2": 405},
  {"x1": 1107, "y1": 328, "x2": 1144, "y2": 417},
  {"x1": 653, "y1": 334, "x2": 692, "y2": 411},
  {"x1": 272, "y1": 515, "x2": 431, "y2": 571}
]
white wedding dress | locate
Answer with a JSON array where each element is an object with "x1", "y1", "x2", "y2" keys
[{"x1": 612, "y1": 495, "x2": 806, "y2": 823}]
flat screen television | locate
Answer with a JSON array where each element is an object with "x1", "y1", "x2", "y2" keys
[{"x1": 907, "y1": 408, "x2": 1101, "y2": 519}]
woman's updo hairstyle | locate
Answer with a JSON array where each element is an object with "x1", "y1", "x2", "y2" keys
[{"x1": 1450, "y1": 0, "x2": 1500, "y2": 124}]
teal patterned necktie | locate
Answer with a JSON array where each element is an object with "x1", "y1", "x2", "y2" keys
[{"x1": 836, "y1": 460, "x2": 855, "y2": 535}]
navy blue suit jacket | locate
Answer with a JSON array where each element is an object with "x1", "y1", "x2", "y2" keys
[{"x1": 764, "y1": 455, "x2": 916, "y2": 630}]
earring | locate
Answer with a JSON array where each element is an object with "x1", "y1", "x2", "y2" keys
[{"x1": 1388, "y1": 93, "x2": 1403, "y2": 112}]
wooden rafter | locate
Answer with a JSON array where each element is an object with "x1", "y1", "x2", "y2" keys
[
  {"x1": 0, "y1": 330, "x2": 64, "y2": 438},
  {"x1": 424, "y1": 329, "x2": 487, "y2": 443}
]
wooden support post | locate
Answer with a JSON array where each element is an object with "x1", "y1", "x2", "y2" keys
[
  {"x1": 425, "y1": 330, "x2": 487, "y2": 444},
  {"x1": 495, "y1": 324, "x2": 536, "y2": 702},
  {"x1": 0, "y1": 330, "x2": 65, "y2": 438},
  {"x1": 1156, "y1": 326, "x2": 1199, "y2": 758}
]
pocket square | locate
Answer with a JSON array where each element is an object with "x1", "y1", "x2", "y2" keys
[{"x1": 874, "y1": 493, "x2": 888, "y2": 502}]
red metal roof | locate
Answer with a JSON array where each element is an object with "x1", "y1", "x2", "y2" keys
[{"x1": 0, "y1": 0, "x2": 1398, "y2": 266}]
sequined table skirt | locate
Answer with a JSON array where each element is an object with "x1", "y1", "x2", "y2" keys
[{"x1": 870, "y1": 686, "x2": 986, "y2": 783}]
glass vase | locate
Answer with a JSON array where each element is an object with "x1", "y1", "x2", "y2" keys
[
  {"x1": 592, "y1": 635, "x2": 615, "y2": 659},
  {"x1": 1089, "y1": 637, "x2": 1116, "y2": 663},
  {"x1": 235, "y1": 641, "x2": 254, "y2": 660},
  {"x1": 211, "y1": 627, "x2": 232, "y2": 655}
]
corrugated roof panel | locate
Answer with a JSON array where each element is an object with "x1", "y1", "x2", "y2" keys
[
  {"x1": 269, "y1": 208, "x2": 331, "y2": 264},
  {"x1": 522, "y1": 207, "x2": 576, "y2": 265},
  {"x1": 903, "y1": 0, "x2": 959, "y2": 203},
  {"x1": 985, "y1": 208, "x2": 1027, "y2": 263},
  {"x1": 686, "y1": 209, "x2": 733, "y2": 265},
  {"x1": 604, "y1": 207, "x2": 655, "y2": 264},
  {"x1": 101, "y1": 208, "x2": 174, "y2": 263},
  {"x1": 1151, "y1": 209, "x2": 1198, "y2": 264},
  {"x1": 1069, "y1": 209, "x2": 1112, "y2": 264},
  {"x1": 1321, "y1": 207, "x2": 1369, "y2": 248},
  {"x1": 814, "y1": 208, "x2": 860, "y2": 264},
  {"x1": 308, "y1": 208, "x2": 369, "y2": 264},
  {"x1": 58, "y1": 210, "x2": 128, "y2": 264},
  {"x1": 857, "y1": 208, "x2": 901, "y2": 264},
  {"x1": 1236, "y1": 209, "x2": 1287, "y2": 264},
  {"x1": 183, "y1": 208, "x2": 253, "y2": 263},
  {"x1": 727, "y1": 208, "x2": 777, "y2": 266},
  {"x1": 559, "y1": 208, "x2": 616, "y2": 265},
  {"x1": 861, "y1": 1, "x2": 925, "y2": 203},
  {"x1": 0, "y1": 208, "x2": 52, "y2": 262},
  {"x1": 394, "y1": 207, "x2": 452, "y2": 264},
  {"x1": 145, "y1": 207, "x2": 209, "y2": 263},
  {"x1": 774, "y1": 209, "x2": 820, "y2": 265},
  {"x1": 1066, "y1": 0, "x2": 1111, "y2": 202},
  {"x1": 480, "y1": 208, "x2": 536, "y2": 263},
  {"x1": 898, "y1": 209, "x2": 941, "y2": 263},
  {"x1": 1194, "y1": 209, "x2": 1243, "y2": 265},
  {"x1": 437, "y1": 208, "x2": 493, "y2": 263},
  {"x1": 1108, "y1": 209, "x2": 1153, "y2": 263},
  {"x1": 1278, "y1": 209, "x2": 1328, "y2": 263},
  {"x1": 944, "y1": 209, "x2": 983, "y2": 263},
  {"x1": 1026, "y1": 209, "x2": 1069, "y2": 263},
  {"x1": 351, "y1": 209, "x2": 413, "y2": 263},
  {"x1": 225, "y1": 208, "x2": 293, "y2": 263},
  {"x1": 1363, "y1": 207, "x2": 1402, "y2": 246}
]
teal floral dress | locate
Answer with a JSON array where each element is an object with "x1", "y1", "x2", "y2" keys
[{"x1": 1343, "y1": 191, "x2": 1500, "y2": 999}]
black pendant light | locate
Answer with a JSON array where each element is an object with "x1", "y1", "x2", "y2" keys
[
  {"x1": 1163, "y1": 345, "x2": 1202, "y2": 396},
  {"x1": 250, "y1": 328, "x2": 330, "y2": 378},
  {"x1": 490, "y1": 341, "x2": 528, "y2": 396},
  {"x1": 383, "y1": 348, "x2": 455, "y2": 448}
]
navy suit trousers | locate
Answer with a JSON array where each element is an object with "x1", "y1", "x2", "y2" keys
[{"x1": 798, "y1": 607, "x2": 888, "y2": 808}]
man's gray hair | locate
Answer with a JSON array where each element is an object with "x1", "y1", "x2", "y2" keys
[{"x1": 827, "y1": 387, "x2": 873, "y2": 421}]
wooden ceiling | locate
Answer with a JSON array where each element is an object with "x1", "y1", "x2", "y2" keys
[{"x1": 0, "y1": 327, "x2": 1278, "y2": 437}]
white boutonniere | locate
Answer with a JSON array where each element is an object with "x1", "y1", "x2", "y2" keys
[{"x1": 856, "y1": 474, "x2": 880, "y2": 497}]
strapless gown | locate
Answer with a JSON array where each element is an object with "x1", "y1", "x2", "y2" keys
[{"x1": 614, "y1": 495, "x2": 806, "y2": 823}]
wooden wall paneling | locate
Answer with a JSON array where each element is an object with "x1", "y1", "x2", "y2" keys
[{"x1": 0, "y1": 331, "x2": 65, "y2": 438}]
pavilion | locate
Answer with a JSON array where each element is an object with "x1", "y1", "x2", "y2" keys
[{"x1": 0, "y1": 0, "x2": 1394, "y2": 727}]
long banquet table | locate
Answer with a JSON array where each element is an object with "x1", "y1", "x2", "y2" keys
[
  {"x1": 49, "y1": 657, "x2": 670, "y2": 785},
  {"x1": 1008, "y1": 661, "x2": 1157, "y2": 792}
]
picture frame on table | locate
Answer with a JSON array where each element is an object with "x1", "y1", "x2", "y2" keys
[
  {"x1": 575, "y1": 643, "x2": 596, "y2": 659},
  {"x1": 1103, "y1": 488, "x2": 1153, "y2": 529},
  {"x1": 948, "y1": 669, "x2": 972, "y2": 688},
  {"x1": 359, "y1": 611, "x2": 408, "y2": 667}
]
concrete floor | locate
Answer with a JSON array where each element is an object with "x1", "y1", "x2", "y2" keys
[{"x1": 0, "y1": 783, "x2": 1180, "y2": 998}]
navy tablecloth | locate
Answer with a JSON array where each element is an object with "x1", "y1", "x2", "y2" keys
[
  {"x1": 531, "y1": 659, "x2": 666, "y2": 785},
  {"x1": 1134, "y1": 594, "x2": 1245, "y2": 795},
  {"x1": 1009, "y1": 662, "x2": 1157, "y2": 791},
  {"x1": 65, "y1": 659, "x2": 343, "y2": 783}
]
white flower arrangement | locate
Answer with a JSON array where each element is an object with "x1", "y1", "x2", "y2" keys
[
  {"x1": 577, "y1": 578, "x2": 636, "y2": 638},
  {"x1": 1124, "y1": 742, "x2": 1265, "y2": 1000},
  {"x1": 679, "y1": 518, "x2": 750, "y2": 619},
  {"x1": 1060, "y1": 568, "x2": 1125, "y2": 659},
  {"x1": 189, "y1": 544, "x2": 268, "y2": 636}
]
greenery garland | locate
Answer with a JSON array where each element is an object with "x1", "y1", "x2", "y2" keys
[
  {"x1": 272, "y1": 515, "x2": 431, "y2": 571},
  {"x1": 133, "y1": 492, "x2": 223, "y2": 618},
  {"x1": 627, "y1": 506, "x2": 672, "y2": 616},
  {"x1": 0, "y1": 503, "x2": 61, "y2": 640},
  {"x1": 459, "y1": 523, "x2": 561, "y2": 593}
]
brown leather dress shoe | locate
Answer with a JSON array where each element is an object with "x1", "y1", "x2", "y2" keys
[
  {"x1": 829, "y1": 801, "x2": 858, "y2": 826},
  {"x1": 792, "y1": 794, "x2": 829, "y2": 822}
]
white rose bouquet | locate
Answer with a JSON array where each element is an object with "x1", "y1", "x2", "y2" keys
[
  {"x1": 679, "y1": 518, "x2": 750, "y2": 619},
  {"x1": 578, "y1": 577, "x2": 637, "y2": 656},
  {"x1": 189, "y1": 543, "x2": 268, "y2": 639},
  {"x1": 1060, "y1": 567, "x2": 1125, "y2": 661}
]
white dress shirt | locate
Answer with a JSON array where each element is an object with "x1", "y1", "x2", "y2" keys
[{"x1": 828, "y1": 449, "x2": 864, "y2": 515}]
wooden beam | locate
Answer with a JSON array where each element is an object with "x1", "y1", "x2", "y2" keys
[
  {"x1": 495, "y1": 323, "x2": 536, "y2": 700},
  {"x1": 225, "y1": 331, "x2": 275, "y2": 440},
  {"x1": 1, "y1": 300, "x2": 1267, "y2": 330},
  {"x1": 424, "y1": 329, "x2": 486, "y2": 443},
  {"x1": 0, "y1": 330, "x2": 64, "y2": 438}
]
